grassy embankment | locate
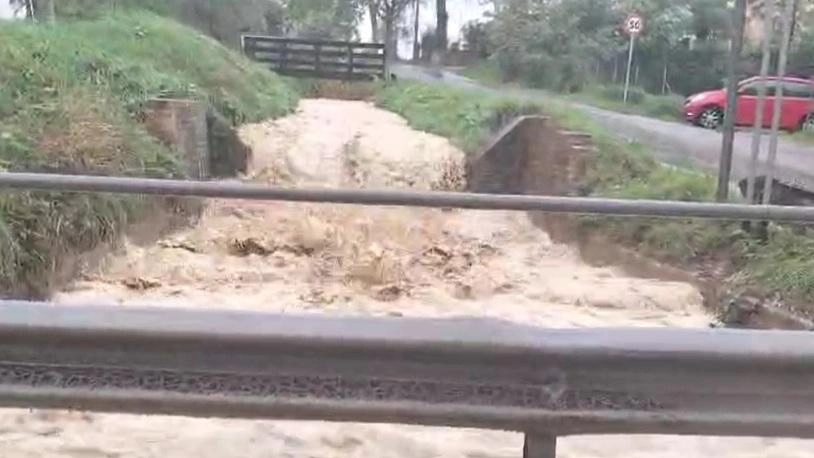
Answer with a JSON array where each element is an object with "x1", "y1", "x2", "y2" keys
[
  {"x1": 461, "y1": 60, "x2": 684, "y2": 121},
  {"x1": 377, "y1": 82, "x2": 814, "y2": 309},
  {"x1": 0, "y1": 11, "x2": 298, "y2": 298}
]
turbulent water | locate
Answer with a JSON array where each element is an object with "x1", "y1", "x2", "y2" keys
[{"x1": 5, "y1": 99, "x2": 811, "y2": 457}]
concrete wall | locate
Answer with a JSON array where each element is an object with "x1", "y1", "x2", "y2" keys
[
  {"x1": 466, "y1": 115, "x2": 592, "y2": 198},
  {"x1": 466, "y1": 115, "x2": 594, "y2": 242}
]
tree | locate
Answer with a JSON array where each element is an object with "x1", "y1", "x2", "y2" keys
[
  {"x1": 370, "y1": 0, "x2": 412, "y2": 66},
  {"x1": 435, "y1": 0, "x2": 447, "y2": 61},
  {"x1": 283, "y1": 0, "x2": 365, "y2": 39},
  {"x1": 9, "y1": 0, "x2": 34, "y2": 18},
  {"x1": 369, "y1": 1, "x2": 380, "y2": 41}
]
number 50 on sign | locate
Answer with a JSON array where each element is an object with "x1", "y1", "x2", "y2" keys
[{"x1": 624, "y1": 14, "x2": 644, "y2": 36}]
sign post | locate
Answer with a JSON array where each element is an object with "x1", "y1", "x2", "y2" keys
[{"x1": 622, "y1": 13, "x2": 643, "y2": 104}]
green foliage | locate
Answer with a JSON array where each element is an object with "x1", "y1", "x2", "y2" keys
[
  {"x1": 474, "y1": 0, "x2": 785, "y2": 96},
  {"x1": 282, "y1": 0, "x2": 365, "y2": 39},
  {"x1": 0, "y1": 11, "x2": 298, "y2": 298},
  {"x1": 740, "y1": 228, "x2": 814, "y2": 300}
]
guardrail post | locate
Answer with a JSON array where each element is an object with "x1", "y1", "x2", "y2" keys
[{"x1": 523, "y1": 434, "x2": 556, "y2": 458}]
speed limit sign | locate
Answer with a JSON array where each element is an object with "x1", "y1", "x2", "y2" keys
[
  {"x1": 624, "y1": 14, "x2": 644, "y2": 36},
  {"x1": 622, "y1": 13, "x2": 644, "y2": 105}
]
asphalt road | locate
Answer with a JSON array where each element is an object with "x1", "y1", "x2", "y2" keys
[{"x1": 392, "y1": 63, "x2": 814, "y2": 192}]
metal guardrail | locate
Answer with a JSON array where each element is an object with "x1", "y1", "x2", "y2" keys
[
  {"x1": 3, "y1": 171, "x2": 814, "y2": 221},
  {"x1": 4, "y1": 171, "x2": 814, "y2": 456},
  {"x1": 241, "y1": 34, "x2": 385, "y2": 81},
  {"x1": 1, "y1": 301, "x2": 814, "y2": 458}
]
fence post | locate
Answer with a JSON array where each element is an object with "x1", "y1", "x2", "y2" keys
[
  {"x1": 347, "y1": 45, "x2": 354, "y2": 79},
  {"x1": 523, "y1": 434, "x2": 556, "y2": 458},
  {"x1": 280, "y1": 41, "x2": 289, "y2": 73},
  {"x1": 314, "y1": 44, "x2": 322, "y2": 75}
]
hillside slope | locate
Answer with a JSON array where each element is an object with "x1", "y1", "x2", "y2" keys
[{"x1": 0, "y1": 11, "x2": 298, "y2": 298}]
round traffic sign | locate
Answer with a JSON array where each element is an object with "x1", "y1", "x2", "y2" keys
[{"x1": 624, "y1": 14, "x2": 644, "y2": 36}]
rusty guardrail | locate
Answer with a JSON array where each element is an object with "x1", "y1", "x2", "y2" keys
[
  {"x1": 4, "y1": 172, "x2": 814, "y2": 221},
  {"x1": 1, "y1": 301, "x2": 814, "y2": 457}
]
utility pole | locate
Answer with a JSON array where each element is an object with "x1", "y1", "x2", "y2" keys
[
  {"x1": 746, "y1": 0, "x2": 776, "y2": 204},
  {"x1": 412, "y1": 0, "x2": 420, "y2": 61},
  {"x1": 762, "y1": 0, "x2": 798, "y2": 205},
  {"x1": 716, "y1": 0, "x2": 747, "y2": 202}
]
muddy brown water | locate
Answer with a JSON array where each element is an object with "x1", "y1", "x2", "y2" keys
[{"x1": 3, "y1": 100, "x2": 812, "y2": 457}]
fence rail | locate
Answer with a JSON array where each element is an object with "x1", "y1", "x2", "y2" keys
[
  {"x1": 4, "y1": 171, "x2": 814, "y2": 222},
  {"x1": 241, "y1": 34, "x2": 385, "y2": 81},
  {"x1": 0, "y1": 301, "x2": 813, "y2": 458}
]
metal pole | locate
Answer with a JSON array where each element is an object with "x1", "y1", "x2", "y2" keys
[
  {"x1": 717, "y1": 0, "x2": 747, "y2": 202},
  {"x1": 523, "y1": 434, "x2": 557, "y2": 458},
  {"x1": 8, "y1": 172, "x2": 814, "y2": 222},
  {"x1": 623, "y1": 34, "x2": 636, "y2": 104},
  {"x1": 762, "y1": 0, "x2": 797, "y2": 205},
  {"x1": 746, "y1": 0, "x2": 777, "y2": 204}
]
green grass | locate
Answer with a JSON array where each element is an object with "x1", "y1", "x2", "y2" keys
[
  {"x1": 792, "y1": 130, "x2": 814, "y2": 145},
  {"x1": 459, "y1": 60, "x2": 504, "y2": 86},
  {"x1": 569, "y1": 85, "x2": 685, "y2": 122},
  {"x1": 0, "y1": 11, "x2": 298, "y2": 298},
  {"x1": 376, "y1": 81, "x2": 814, "y2": 306},
  {"x1": 459, "y1": 61, "x2": 684, "y2": 122},
  {"x1": 376, "y1": 82, "x2": 542, "y2": 153}
]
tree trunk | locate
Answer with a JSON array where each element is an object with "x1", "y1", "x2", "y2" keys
[
  {"x1": 45, "y1": 0, "x2": 55, "y2": 23},
  {"x1": 369, "y1": 2, "x2": 380, "y2": 42},
  {"x1": 435, "y1": 0, "x2": 448, "y2": 63},
  {"x1": 412, "y1": 0, "x2": 420, "y2": 61},
  {"x1": 384, "y1": 17, "x2": 394, "y2": 78}
]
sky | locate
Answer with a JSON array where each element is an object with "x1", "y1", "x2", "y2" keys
[{"x1": 0, "y1": 1, "x2": 15, "y2": 19}]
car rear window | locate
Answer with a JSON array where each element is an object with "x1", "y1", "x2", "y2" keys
[{"x1": 783, "y1": 81, "x2": 814, "y2": 98}]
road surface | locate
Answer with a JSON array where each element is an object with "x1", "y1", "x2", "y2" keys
[{"x1": 392, "y1": 64, "x2": 814, "y2": 192}]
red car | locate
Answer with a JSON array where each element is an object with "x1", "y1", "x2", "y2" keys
[{"x1": 683, "y1": 76, "x2": 814, "y2": 132}]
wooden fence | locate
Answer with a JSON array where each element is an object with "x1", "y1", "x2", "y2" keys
[{"x1": 241, "y1": 35, "x2": 386, "y2": 81}]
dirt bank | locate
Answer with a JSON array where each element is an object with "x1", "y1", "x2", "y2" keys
[{"x1": 3, "y1": 99, "x2": 811, "y2": 457}]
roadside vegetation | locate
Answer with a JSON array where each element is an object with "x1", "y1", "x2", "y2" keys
[
  {"x1": 461, "y1": 60, "x2": 685, "y2": 122},
  {"x1": 455, "y1": 0, "x2": 814, "y2": 122},
  {"x1": 377, "y1": 81, "x2": 814, "y2": 309},
  {"x1": 0, "y1": 11, "x2": 298, "y2": 298}
]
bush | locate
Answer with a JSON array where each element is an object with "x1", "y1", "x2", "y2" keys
[
  {"x1": 597, "y1": 85, "x2": 646, "y2": 105},
  {"x1": 641, "y1": 94, "x2": 684, "y2": 120}
]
